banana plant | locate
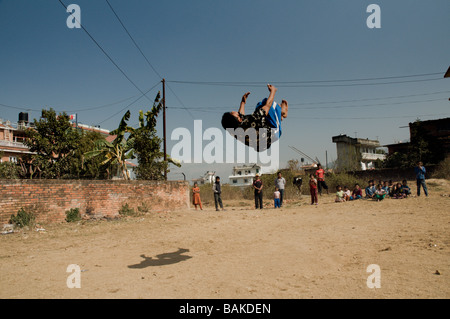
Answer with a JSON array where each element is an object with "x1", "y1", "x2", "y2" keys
[{"x1": 85, "y1": 110, "x2": 135, "y2": 180}]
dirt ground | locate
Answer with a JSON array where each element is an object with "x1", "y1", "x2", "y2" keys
[{"x1": 1, "y1": 179, "x2": 449, "y2": 299}]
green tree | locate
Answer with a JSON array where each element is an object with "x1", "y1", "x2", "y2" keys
[
  {"x1": 0, "y1": 152, "x2": 21, "y2": 179},
  {"x1": 23, "y1": 109, "x2": 81, "y2": 179},
  {"x1": 130, "y1": 92, "x2": 180, "y2": 180},
  {"x1": 71, "y1": 131, "x2": 109, "y2": 179},
  {"x1": 85, "y1": 110, "x2": 135, "y2": 180}
]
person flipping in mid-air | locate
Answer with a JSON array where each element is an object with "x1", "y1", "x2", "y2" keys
[{"x1": 221, "y1": 84, "x2": 288, "y2": 151}]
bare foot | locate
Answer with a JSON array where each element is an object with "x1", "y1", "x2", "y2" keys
[{"x1": 281, "y1": 99, "x2": 288, "y2": 118}]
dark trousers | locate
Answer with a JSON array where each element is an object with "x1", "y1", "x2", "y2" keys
[
  {"x1": 416, "y1": 179, "x2": 428, "y2": 196},
  {"x1": 279, "y1": 189, "x2": 285, "y2": 206},
  {"x1": 255, "y1": 191, "x2": 263, "y2": 209},
  {"x1": 318, "y1": 180, "x2": 328, "y2": 195},
  {"x1": 214, "y1": 193, "x2": 223, "y2": 210}
]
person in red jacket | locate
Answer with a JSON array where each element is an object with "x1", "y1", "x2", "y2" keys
[
  {"x1": 315, "y1": 164, "x2": 329, "y2": 195},
  {"x1": 309, "y1": 174, "x2": 318, "y2": 205}
]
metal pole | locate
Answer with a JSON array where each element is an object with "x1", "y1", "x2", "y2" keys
[{"x1": 162, "y1": 78, "x2": 167, "y2": 181}]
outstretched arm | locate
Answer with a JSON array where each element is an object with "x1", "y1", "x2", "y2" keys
[
  {"x1": 261, "y1": 84, "x2": 277, "y2": 115},
  {"x1": 239, "y1": 92, "x2": 250, "y2": 114}
]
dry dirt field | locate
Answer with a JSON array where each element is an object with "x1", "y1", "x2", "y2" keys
[{"x1": 1, "y1": 179, "x2": 449, "y2": 299}]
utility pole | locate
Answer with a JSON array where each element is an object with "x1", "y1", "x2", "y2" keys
[{"x1": 162, "y1": 78, "x2": 167, "y2": 180}]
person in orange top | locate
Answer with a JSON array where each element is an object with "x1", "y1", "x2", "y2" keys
[
  {"x1": 315, "y1": 164, "x2": 329, "y2": 195},
  {"x1": 192, "y1": 182, "x2": 203, "y2": 210}
]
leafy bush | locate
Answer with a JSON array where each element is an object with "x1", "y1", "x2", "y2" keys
[
  {"x1": 431, "y1": 156, "x2": 450, "y2": 179},
  {"x1": 0, "y1": 161, "x2": 21, "y2": 179},
  {"x1": 137, "y1": 202, "x2": 150, "y2": 214},
  {"x1": 65, "y1": 208, "x2": 81, "y2": 223},
  {"x1": 119, "y1": 203, "x2": 137, "y2": 216},
  {"x1": 10, "y1": 207, "x2": 36, "y2": 228}
]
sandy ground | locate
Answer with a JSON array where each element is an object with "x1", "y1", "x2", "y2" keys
[{"x1": 1, "y1": 179, "x2": 449, "y2": 299}]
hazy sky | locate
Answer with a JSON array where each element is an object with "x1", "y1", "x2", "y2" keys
[{"x1": 1, "y1": 0, "x2": 449, "y2": 181}]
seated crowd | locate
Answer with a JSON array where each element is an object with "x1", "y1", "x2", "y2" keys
[{"x1": 335, "y1": 179, "x2": 412, "y2": 203}]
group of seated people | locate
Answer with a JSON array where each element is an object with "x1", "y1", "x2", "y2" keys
[{"x1": 335, "y1": 179, "x2": 411, "y2": 202}]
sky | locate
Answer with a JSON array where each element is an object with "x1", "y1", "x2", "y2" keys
[{"x1": 0, "y1": 0, "x2": 449, "y2": 182}]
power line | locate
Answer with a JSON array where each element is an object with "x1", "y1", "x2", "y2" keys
[
  {"x1": 288, "y1": 90, "x2": 450, "y2": 106},
  {"x1": 96, "y1": 81, "x2": 161, "y2": 126},
  {"x1": 169, "y1": 93, "x2": 449, "y2": 112},
  {"x1": 58, "y1": 0, "x2": 152, "y2": 103},
  {"x1": 168, "y1": 71, "x2": 442, "y2": 84},
  {"x1": 104, "y1": 0, "x2": 162, "y2": 80},
  {"x1": 168, "y1": 77, "x2": 443, "y2": 88},
  {"x1": 288, "y1": 113, "x2": 450, "y2": 120},
  {"x1": 104, "y1": 0, "x2": 194, "y2": 120}
]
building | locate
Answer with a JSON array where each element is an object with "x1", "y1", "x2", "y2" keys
[
  {"x1": 228, "y1": 164, "x2": 261, "y2": 186},
  {"x1": 332, "y1": 134, "x2": 386, "y2": 171},
  {"x1": 0, "y1": 113, "x2": 135, "y2": 179},
  {"x1": 192, "y1": 171, "x2": 216, "y2": 185},
  {"x1": 385, "y1": 117, "x2": 450, "y2": 156},
  {"x1": 0, "y1": 118, "x2": 34, "y2": 163}
]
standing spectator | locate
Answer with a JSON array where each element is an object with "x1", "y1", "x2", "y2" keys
[
  {"x1": 414, "y1": 162, "x2": 428, "y2": 197},
  {"x1": 309, "y1": 174, "x2": 318, "y2": 205},
  {"x1": 275, "y1": 171, "x2": 286, "y2": 207},
  {"x1": 192, "y1": 182, "x2": 203, "y2": 210},
  {"x1": 274, "y1": 187, "x2": 281, "y2": 208},
  {"x1": 253, "y1": 174, "x2": 264, "y2": 209},
  {"x1": 212, "y1": 176, "x2": 224, "y2": 211},
  {"x1": 315, "y1": 164, "x2": 329, "y2": 195}
]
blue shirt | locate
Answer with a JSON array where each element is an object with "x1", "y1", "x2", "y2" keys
[
  {"x1": 365, "y1": 186, "x2": 375, "y2": 196},
  {"x1": 414, "y1": 166, "x2": 426, "y2": 180},
  {"x1": 256, "y1": 99, "x2": 282, "y2": 138}
]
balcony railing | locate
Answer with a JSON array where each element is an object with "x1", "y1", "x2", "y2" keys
[
  {"x1": 0, "y1": 140, "x2": 29, "y2": 149},
  {"x1": 361, "y1": 152, "x2": 386, "y2": 161}
]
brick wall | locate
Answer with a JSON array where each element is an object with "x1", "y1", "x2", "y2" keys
[{"x1": 0, "y1": 180, "x2": 190, "y2": 224}]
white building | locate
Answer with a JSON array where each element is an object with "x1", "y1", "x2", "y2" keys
[
  {"x1": 228, "y1": 164, "x2": 261, "y2": 186},
  {"x1": 192, "y1": 171, "x2": 216, "y2": 185},
  {"x1": 332, "y1": 134, "x2": 386, "y2": 171}
]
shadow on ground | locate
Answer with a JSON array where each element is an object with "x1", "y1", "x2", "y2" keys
[{"x1": 128, "y1": 248, "x2": 192, "y2": 269}]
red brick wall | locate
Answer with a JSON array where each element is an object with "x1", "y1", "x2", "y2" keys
[{"x1": 0, "y1": 180, "x2": 190, "y2": 224}]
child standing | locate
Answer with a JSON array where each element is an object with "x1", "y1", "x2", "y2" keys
[
  {"x1": 192, "y1": 182, "x2": 203, "y2": 210},
  {"x1": 309, "y1": 174, "x2": 318, "y2": 205},
  {"x1": 335, "y1": 185, "x2": 346, "y2": 202},
  {"x1": 274, "y1": 187, "x2": 281, "y2": 208}
]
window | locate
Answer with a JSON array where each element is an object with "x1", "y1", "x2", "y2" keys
[
  {"x1": 9, "y1": 156, "x2": 17, "y2": 163},
  {"x1": 232, "y1": 179, "x2": 237, "y2": 184},
  {"x1": 244, "y1": 179, "x2": 248, "y2": 183}
]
